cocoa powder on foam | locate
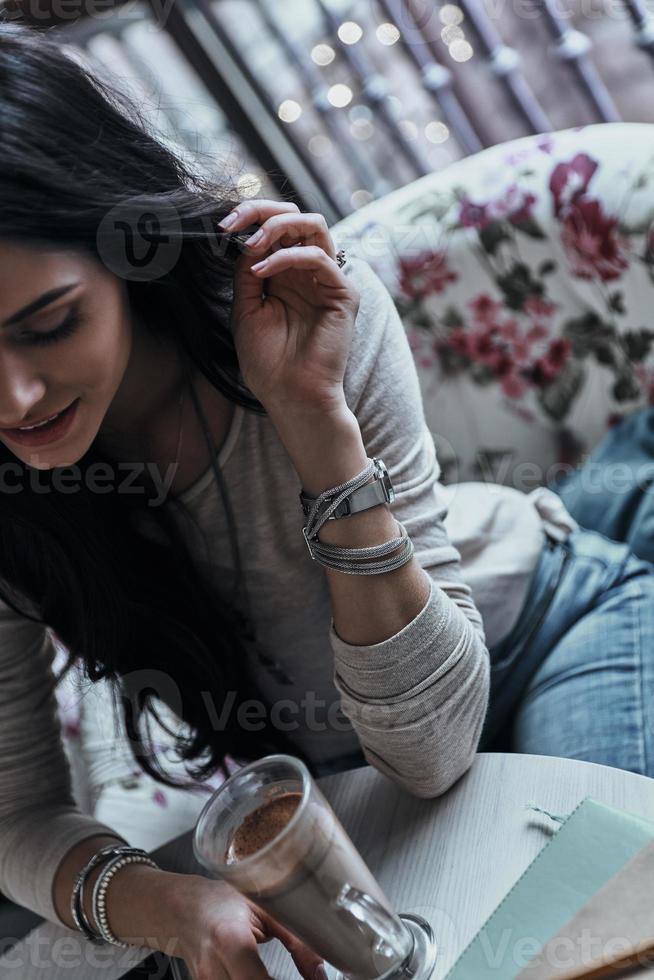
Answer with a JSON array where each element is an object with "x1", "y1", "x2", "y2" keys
[{"x1": 226, "y1": 791, "x2": 303, "y2": 862}]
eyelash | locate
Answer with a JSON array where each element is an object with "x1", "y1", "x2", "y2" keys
[{"x1": 18, "y1": 308, "x2": 82, "y2": 347}]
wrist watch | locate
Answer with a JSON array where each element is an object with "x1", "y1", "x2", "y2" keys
[{"x1": 299, "y1": 457, "x2": 395, "y2": 521}]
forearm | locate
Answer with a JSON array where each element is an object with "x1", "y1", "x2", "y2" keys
[
  {"x1": 269, "y1": 404, "x2": 432, "y2": 646},
  {"x1": 52, "y1": 834, "x2": 183, "y2": 954}
]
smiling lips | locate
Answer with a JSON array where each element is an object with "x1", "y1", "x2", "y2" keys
[{"x1": 0, "y1": 398, "x2": 80, "y2": 447}]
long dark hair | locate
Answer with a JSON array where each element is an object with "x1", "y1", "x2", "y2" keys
[{"x1": 0, "y1": 22, "x2": 304, "y2": 788}]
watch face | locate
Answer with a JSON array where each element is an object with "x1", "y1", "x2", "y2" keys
[{"x1": 375, "y1": 459, "x2": 395, "y2": 503}]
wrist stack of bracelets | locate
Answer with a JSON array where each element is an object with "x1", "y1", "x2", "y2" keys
[
  {"x1": 300, "y1": 457, "x2": 415, "y2": 575},
  {"x1": 70, "y1": 843, "x2": 159, "y2": 948}
]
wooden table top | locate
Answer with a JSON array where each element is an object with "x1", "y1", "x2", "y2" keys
[{"x1": 2, "y1": 752, "x2": 654, "y2": 980}]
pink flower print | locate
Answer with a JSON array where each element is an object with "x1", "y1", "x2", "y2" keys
[
  {"x1": 511, "y1": 337, "x2": 531, "y2": 365},
  {"x1": 498, "y1": 318, "x2": 520, "y2": 341},
  {"x1": 527, "y1": 323, "x2": 550, "y2": 343},
  {"x1": 398, "y1": 250, "x2": 458, "y2": 298},
  {"x1": 469, "y1": 328, "x2": 500, "y2": 365},
  {"x1": 492, "y1": 352, "x2": 514, "y2": 378},
  {"x1": 533, "y1": 337, "x2": 572, "y2": 383},
  {"x1": 546, "y1": 337, "x2": 571, "y2": 370},
  {"x1": 458, "y1": 198, "x2": 491, "y2": 229},
  {"x1": 153, "y1": 790, "x2": 168, "y2": 808},
  {"x1": 468, "y1": 293, "x2": 503, "y2": 325},
  {"x1": 501, "y1": 372, "x2": 528, "y2": 398},
  {"x1": 560, "y1": 198, "x2": 629, "y2": 282},
  {"x1": 488, "y1": 185, "x2": 537, "y2": 225},
  {"x1": 63, "y1": 719, "x2": 81, "y2": 739},
  {"x1": 524, "y1": 295, "x2": 557, "y2": 323},
  {"x1": 448, "y1": 327, "x2": 471, "y2": 355},
  {"x1": 549, "y1": 152, "x2": 599, "y2": 216}
]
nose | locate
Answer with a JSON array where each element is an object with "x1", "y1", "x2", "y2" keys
[{"x1": 0, "y1": 351, "x2": 47, "y2": 428}]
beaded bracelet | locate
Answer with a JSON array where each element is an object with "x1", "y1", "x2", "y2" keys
[
  {"x1": 70, "y1": 843, "x2": 141, "y2": 944},
  {"x1": 91, "y1": 853, "x2": 159, "y2": 947}
]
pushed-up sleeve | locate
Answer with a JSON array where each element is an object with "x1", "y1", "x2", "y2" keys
[
  {"x1": 330, "y1": 257, "x2": 490, "y2": 799},
  {"x1": 0, "y1": 603, "x2": 125, "y2": 926}
]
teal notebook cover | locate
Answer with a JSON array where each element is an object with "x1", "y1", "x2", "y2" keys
[{"x1": 446, "y1": 797, "x2": 654, "y2": 980}]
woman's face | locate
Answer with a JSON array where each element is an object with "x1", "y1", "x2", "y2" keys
[{"x1": 0, "y1": 243, "x2": 133, "y2": 469}]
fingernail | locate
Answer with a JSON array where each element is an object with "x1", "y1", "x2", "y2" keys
[
  {"x1": 247, "y1": 228, "x2": 264, "y2": 246},
  {"x1": 219, "y1": 211, "x2": 239, "y2": 229},
  {"x1": 251, "y1": 259, "x2": 268, "y2": 272},
  {"x1": 314, "y1": 965, "x2": 328, "y2": 980}
]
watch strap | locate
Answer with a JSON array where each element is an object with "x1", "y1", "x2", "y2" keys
[{"x1": 300, "y1": 458, "x2": 395, "y2": 521}]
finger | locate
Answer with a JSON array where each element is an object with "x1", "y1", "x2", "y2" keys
[
  {"x1": 266, "y1": 919, "x2": 326, "y2": 980},
  {"x1": 251, "y1": 245, "x2": 347, "y2": 288},
  {"x1": 219, "y1": 199, "x2": 300, "y2": 231},
  {"x1": 245, "y1": 212, "x2": 336, "y2": 261},
  {"x1": 231, "y1": 248, "x2": 268, "y2": 313},
  {"x1": 224, "y1": 941, "x2": 273, "y2": 979}
]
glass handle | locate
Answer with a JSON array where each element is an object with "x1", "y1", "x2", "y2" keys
[{"x1": 333, "y1": 884, "x2": 414, "y2": 974}]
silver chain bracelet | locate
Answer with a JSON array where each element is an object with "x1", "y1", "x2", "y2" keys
[
  {"x1": 91, "y1": 852, "x2": 159, "y2": 947},
  {"x1": 301, "y1": 458, "x2": 415, "y2": 575}
]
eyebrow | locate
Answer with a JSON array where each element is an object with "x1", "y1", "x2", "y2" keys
[{"x1": 2, "y1": 283, "x2": 81, "y2": 328}]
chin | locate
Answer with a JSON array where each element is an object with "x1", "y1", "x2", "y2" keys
[{"x1": 23, "y1": 441, "x2": 89, "y2": 471}]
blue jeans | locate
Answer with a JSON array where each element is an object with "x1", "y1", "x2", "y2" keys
[
  {"x1": 553, "y1": 408, "x2": 654, "y2": 565},
  {"x1": 480, "y1": 526, "x2": 654, "y2": 777}
]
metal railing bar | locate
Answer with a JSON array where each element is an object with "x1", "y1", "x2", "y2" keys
[
  {"x1": 621, "y1": 0, "x2": 654, "y2": 60},
  {"x1": 453, "y1": 0, "x2": 553, "y2": 133},
  {"x1": 162, "y1": 0, "x2": 343, "y2": 219},
  {"x1": 314, "y1": 0, "x2": 432, "y2": 176},
  {"x1": 377, "y1": 0, "x2": 484, "y2": 154},
  {"x1": 539, "y1": 0, "x2": 621, "y2": 121},
  {"x1": 253, "y1": 0, "x2": 390, "y2": 200}
]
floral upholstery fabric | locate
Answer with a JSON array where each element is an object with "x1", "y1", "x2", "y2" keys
[
  {"x1": 54, "y1": 121, "x2": 654, "y2": 847},
  {"x1": 331, "y1": 122, "x2": 654, "y2": 486}
]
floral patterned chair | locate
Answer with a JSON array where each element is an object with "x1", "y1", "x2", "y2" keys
[
  {"x1": 52, "y1": 120, "x2": 654, "y2": 855},
  {"x1": 332, "y1": 120, "x2": 654, "y2": 490}
]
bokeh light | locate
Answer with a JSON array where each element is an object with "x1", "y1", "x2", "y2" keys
[
  {"x1": 338, "y1": 21, "x2": 363, "y2": 44},
  {"x1": 349, "y1": 104, "x2": 373, "y2": 122},
  {"x1": 449, "y1": 39, "x2": 474, "y2": 61},
  {"x1": 327, "y1": 83, "x2": 354, "y2": 107},
  {"x1": 311, "y1": 43, "x2": 336, "y2": 66},
  {"x1": 237, "y1": 173, "x2": 263, "y2": 198},
  {"x1": 439, "y1": 4, "x2": 464, "y2": 25},
  {"x1": 351, "y1": 189, "x2": 374, "y2": 208},
  {"x1": 308, "y1": 134, "x2": 333, "y2": 157},
  {"x1": 376, "y1": 22, "x2": 401, "y2": 45},
  {"x1": 441, "y1": 25, "x2": 464, "y2": 44},
  {"x1": 278, "y1": 100, "x2": 302, "y2": 123},
  {"x1": 425, "y1": 121, "x2": 450, "y2": 143},
  {"x1": 351, "y1": 119, "x2": 375, "y2": 140}
]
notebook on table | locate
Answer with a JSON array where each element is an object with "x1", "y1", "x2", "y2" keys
[{"x1": 445, "y1": 797, "x2": 654, "y2": 979}]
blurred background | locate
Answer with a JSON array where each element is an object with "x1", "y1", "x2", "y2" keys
[{"x1": 4, "y1": 0, "x2": 654, "y2": 223}]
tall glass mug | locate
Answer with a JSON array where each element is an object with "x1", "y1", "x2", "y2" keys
[{"x1": 192, "y1": 755, "x2": 437, "y2": 980}]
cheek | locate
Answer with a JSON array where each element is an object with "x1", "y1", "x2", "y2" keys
[{"x1": 76, "y1": 315, "x2": 132, "y2": 394}]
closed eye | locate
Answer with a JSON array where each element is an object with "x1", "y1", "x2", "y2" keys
[{"x1": 16, "y1": 306, "x2": 83, "y2": 347}]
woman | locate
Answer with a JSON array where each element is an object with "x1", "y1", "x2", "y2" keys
[{"x1": 0, "y1": 22, "x2": 652, "y2": 980}]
